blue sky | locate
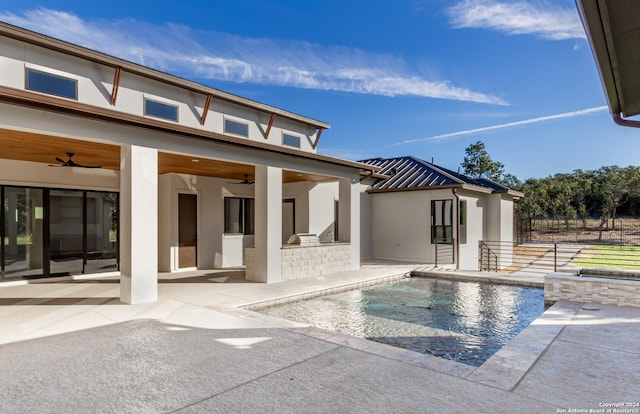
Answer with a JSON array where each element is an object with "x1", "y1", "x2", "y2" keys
[{"x1": 2, "y1": 0, "x2": 639, "y2": 180}]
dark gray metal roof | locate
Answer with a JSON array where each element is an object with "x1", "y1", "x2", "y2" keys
[{"x1": 359, "y1": 156, "x2": 512, "y2": 194}]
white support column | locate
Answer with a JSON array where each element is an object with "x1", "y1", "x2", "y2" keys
[
  {"x1": 339, "y1": 177, "x2": 361, "y2": 270},
  {"x1": 120, "y1": 144, "x2": 158, "y2": 304},
  {"x1": 254, "y1": 165, "x2": 282, "y2": 283}
]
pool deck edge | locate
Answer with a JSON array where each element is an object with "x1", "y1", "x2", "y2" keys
[{"x1": 465, "y1": 300, "x2": 584, "y2": 390}]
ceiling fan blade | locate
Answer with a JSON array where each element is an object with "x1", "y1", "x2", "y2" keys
[
  {"x1": 227, "y1": 174, "x2": 254, "y2": 184},
  {"x1": 51, "y1": 153, "x2": 102, "y2": 169}
]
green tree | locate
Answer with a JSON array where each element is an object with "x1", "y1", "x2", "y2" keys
[{"x1": 461, "y1": 141, "x2": 505, "y2": 181}]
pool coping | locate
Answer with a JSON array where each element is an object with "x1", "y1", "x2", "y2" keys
[
  {"x1": 241, "y1": 272, "x2": 411, "y2": 310},
  {"x1": 239, "y1": 271, "x2": 580, "y2": 391}
]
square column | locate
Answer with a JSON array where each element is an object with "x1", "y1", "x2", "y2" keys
[
  {"x1": 339, "y1": 177, "x2": 361, "y2": 270},
  {"x1": 120, "y1": 144, "x2": 158, "y2": 304},
  {"x1": 253, "y1": 165, "x2": 282, "y2": 283}
]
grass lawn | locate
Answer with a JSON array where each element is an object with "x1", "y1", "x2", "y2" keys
[{"x1": 571, "y1": 245, "x2": 640, "y2": 270}]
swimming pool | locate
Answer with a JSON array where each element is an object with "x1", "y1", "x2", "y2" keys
[{"x1": 259, "y1": 277, "x2": 545, "y2": 367}]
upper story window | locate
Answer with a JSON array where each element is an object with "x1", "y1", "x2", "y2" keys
[
  {"x1": 282, "y1": 133, "x2": 301, "y2": 148},
  {"x1": 144, "y1": 98, "x2": 179, "y2": 122},
  {"x1": 224, "y1": 119, "x2": 249, "y2": 137},
  {"x1": 26, "y1": 68, "x2": 77, "y2": 100}
]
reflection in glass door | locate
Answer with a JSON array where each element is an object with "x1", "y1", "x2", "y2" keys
[
  {"x1": 85, "y1": 192, "x2": 118, "y2": 274},
  {"x1": 49, "y1": 189, "x2": 84, "y2": 276},
  {"x1": 2, "y1": 187, "x2": 44, "y2": 278}
]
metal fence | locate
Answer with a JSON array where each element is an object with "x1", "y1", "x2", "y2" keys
[
  {"x1": 479, "y1": 241, "x2": 640, "y2": 275},
  {"x1": 516, "y1": 217, "x2": 640, "y2": 246}
]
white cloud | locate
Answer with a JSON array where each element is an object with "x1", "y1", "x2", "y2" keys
[
  {"x1": 0, "y1": 8, "x2": 506, "y2": 105},
  {"x1": 447, "y1": 0, "x2": 586, "y2": 40},
  {"x1": 392, "y1": 106, "x2": 608, "y2": 146}
]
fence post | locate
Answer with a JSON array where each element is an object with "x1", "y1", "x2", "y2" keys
[{"x1": 554, "y1": 243, "x2": 557, "y2": 272}]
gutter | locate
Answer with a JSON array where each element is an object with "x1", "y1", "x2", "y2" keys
[{"x1": 613, "y1": 113, "x2": 640, "y2": 128}]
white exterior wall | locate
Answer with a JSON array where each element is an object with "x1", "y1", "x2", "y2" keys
[
  {"x1": 370, "y1": 189, "x2": 453, "y2": 262},
  {"x1": 358, "y1": 183, "x2": 373, "y2": 259},
  {"x1": 0, "y1": 36, "x2": 321, "y2": 153},
  {"x1": 282, "y1": 181, "x2": 339, "y2": 242},
  {"x1": 458, "y1": 191, "x2": 486, "y2": 271},
  {"x1": 483, "y1": 193, "x2": 516, "y2": 269}
]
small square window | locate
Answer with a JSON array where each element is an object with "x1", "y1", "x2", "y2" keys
[
  {"x1": 26, "y1": 68, "x2": 77, "y2": 100},
  {"x1": 282, "y1": 133, "x2": 301, "y2": 148},
  {"x1": 224, "y1": 119, "x2": 249, "y2": 137},
  {"x1": 144, "y1": 98, "x2": 179, "y2": 122}
]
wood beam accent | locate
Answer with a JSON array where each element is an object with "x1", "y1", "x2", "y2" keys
[
  {"x1": 110, "y1": 66, "x2": 122, "y2": 106},
  {"x1": 312, "y1": 127, "x2": 324, "y2": 150},
  {"x1": 200, "y1": 94, "x2": 212, "y2": 126},
  {"x1": 263, "y1": 113, "x2": 276, "y2": 140}
]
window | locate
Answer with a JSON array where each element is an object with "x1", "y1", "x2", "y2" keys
[
  {"x1": 282, "y1": 133, "x2": 301, "y2": 148},
  {"x1": 224, "y1": 197, "x2": 254, "y2": 234},
  {"x1": 224, "y1": 119, "x2": 249, "y2": 137},
  {"x1": 431, "y1": 199, "x2": 453, "y2": 244},
  {"x1": 144, "y1": 98, "x2": 179, "y2": 121},
  {"x1": 459, "y1": 200, "x2": 467, "y2": 245},
  {"x1": 26, "y1": 68, "x2": 77, "y2": 99}
]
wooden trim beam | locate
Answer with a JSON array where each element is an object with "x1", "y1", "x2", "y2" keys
[
  {"x1": 110, "y1": 66, "x2": 122, "y2": 106},
  {"x1": 263, "y1": 113, "x2": 276, "y2": 140},
  {"x1": 200, "y1": 94, "x2": 212, "y2": 126},
  {"x1": 312, "y1": 127, "x2": 324, "y2": 150}
]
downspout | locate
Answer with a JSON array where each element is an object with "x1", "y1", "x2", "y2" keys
[
  {"x1": 613, "y1": 112, "x2": 640, "y2": 128},
  {"x1": 452, "y1": 188, "x2": 460, "y2": 270}
]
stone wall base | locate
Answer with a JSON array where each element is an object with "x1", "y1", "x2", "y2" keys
[{"x1": 545, "y1": 272, "x2": 640, "y2": 308}]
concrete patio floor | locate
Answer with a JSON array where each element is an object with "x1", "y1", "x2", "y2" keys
[{"x1": 0, "y1": 261, "x2": 639, "y2": 413}]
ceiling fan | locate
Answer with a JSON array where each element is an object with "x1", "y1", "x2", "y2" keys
[
  {"x1": 50, "y1": 152, "x2": 102, "y2": 169},
  {"x1": 228, "y1": 174, "x2": 254, "y2": 184}
]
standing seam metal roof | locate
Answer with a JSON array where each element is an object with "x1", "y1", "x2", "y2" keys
[{"x1": 359, "y1": 156, "x2": 509, "y2": 193}]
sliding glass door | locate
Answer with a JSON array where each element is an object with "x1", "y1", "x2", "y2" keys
[
  {"x1": 49, "y1": 189, "x2": 84, "y2": 276},
  {"x1": 1, "y1": 186, "x2": 118, "y2": 280},
  {"x1": 85, "y1": 192, "x2": 118, "y2": 274},
  {"x1": 2, "y1": 187, "x2": 44, "y2": 278}
]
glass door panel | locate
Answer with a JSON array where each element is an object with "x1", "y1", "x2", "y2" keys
[
  {"x1": 3, "y1": 187, "x2": 44, "y2": 278},
  {"x1": 49, "y1": 189, "x2": 84, "y2": 276},
  {"x1": 84, "y1": 192, "x2": 118, "y2": 274}
]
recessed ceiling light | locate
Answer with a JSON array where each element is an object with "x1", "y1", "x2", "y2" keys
[{"x1": 192, "y1": 159, "x2": 200, "y2": 163}]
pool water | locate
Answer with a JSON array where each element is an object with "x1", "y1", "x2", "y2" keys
[{"x1": 259, "y1": 277, "x2": 545, "y2": 367}]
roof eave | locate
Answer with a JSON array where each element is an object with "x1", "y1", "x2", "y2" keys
[
  {"x1": 0, "y1": 85, "x2": 375, "y2": 174},
  {"x1": 576, "y1": 0, "x2": 621, "y2": 116}
]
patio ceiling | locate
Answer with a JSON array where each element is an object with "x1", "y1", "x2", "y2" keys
[
  {"x1": 577, "y1": 0, "x2": 640, "y2": 121},
  {"x1": 0, "y1": 128, "x2": 334, "y2": 183}
]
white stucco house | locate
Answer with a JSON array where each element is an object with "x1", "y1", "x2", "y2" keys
[
  {"x1": 359, "y1": 156, "x2": 523, "y2": 270},
  {"x1": 0, "y1": 22, "x2": 382, "y2": 303}
]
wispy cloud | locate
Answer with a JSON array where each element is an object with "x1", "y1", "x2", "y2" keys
[
  {"x1": 392, "y1": 106, "x2": 608, "y2": 146},
  {"x1": 0, "y1": 8, "x2": 506, "y2": 105},
  {"x1": 447, "y1": 0, "x2": 586, "y2": 40}
]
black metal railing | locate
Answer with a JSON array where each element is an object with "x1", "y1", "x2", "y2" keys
[
  {"x1": 478, "y1": 241, "x2": 640, "y2": 274},
  {"x1": 479, "y1": 241, "x2": 498, "y2": 271}
]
